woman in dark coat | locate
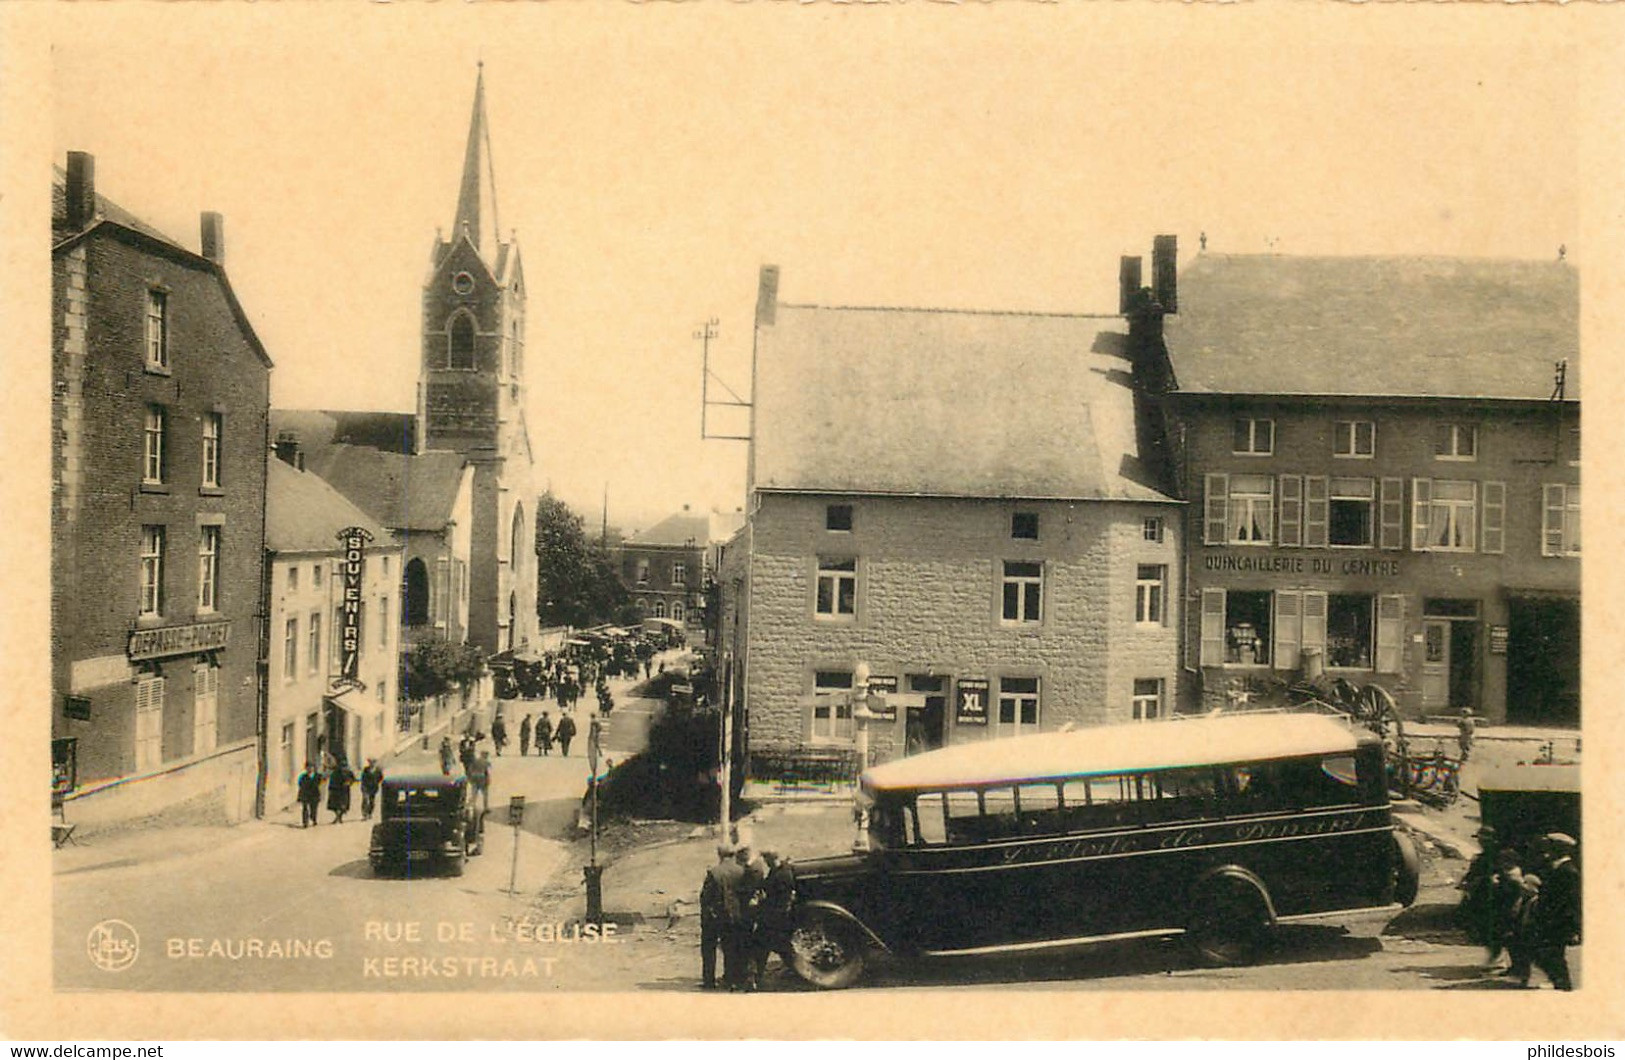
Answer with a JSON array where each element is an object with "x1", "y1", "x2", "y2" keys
[
  {"x1": 535, "y1": 712, "x2": 554, "y2": 756},
  {"x1": 327, "y1": 758, "x2": 357, "y2": 824}
]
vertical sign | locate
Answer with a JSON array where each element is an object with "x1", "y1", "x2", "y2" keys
[
  {"x1": 337, "y1": 526, "x2": 373, "y2": 684},
  {"x1": 955, "y1": 678, "x2": 990, "y2": 727},
  {"x1": 866, "y1": 675, "x2": 898, "y2": 722}
]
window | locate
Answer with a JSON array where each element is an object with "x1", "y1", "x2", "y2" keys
[
  {"x1": 826, "y1": 504, "x2": 853, "y2": 532},
  {"x1": 201, "y1": 413, "x2": 222, "y2": 488},
  {"x1": 1132, "y1": 678, "x2": 1163, "y2": 721},
  {"x1": 1334, "y1": 420, "x2": 1375, "y2": 458},
  {"x1": 312, "y1": 564, "x2": 323, "y2": 589},
  {"x1": 1135, "y1": 565, "x2": 1166, "y2": 625},
  {"x1": 1001, "y1": 561, "x2": 1043, "y2": 624},
  {"x1": 653, "y1": 600, "x2": 665, "y2": 619},
  {"x1": 1542, "y1": 484, "x2": 1581, "y2": 557},
  {"x1": 672, "y1": 601, "x2": 685, "y2": 623},
  {"x1": 811, "y1": 670, "x2": 854, "y2": 742},
  {"x1": 145, "y1": 290, "x2": 168, "y2": 370},
  {"x1": 1199, "y1": 588, "x2": 1272, "y2": 667},
  {"x1": 1011, "y1": 512, "x2": 1039, "y2": 540},
  {"x1": 1326, "y1": 594, "x2": 1374, "y2": 669},
  {"x1": 1203, "y1": 473, "x2": 1274, "y2": 545},
  {"x1": 142, "y1": 406, "x2": 167, "y2": 484},
  {"x1": 1328, "y1": 477, "x2": 1375, "y2": 548},
  {"x1": 382, "y1": 555, "x2": 391, "y2": 580},
  {"x1": 997, "y1": 677, "x2": 1040, "y2": 736},
  {"x1": 1412, "y1": 479, "x2": 1477, "y2": 552},
  {"x1": 287, "y1": 565, "x2": 299, "y2": 593},
  {"x1": 1433, "y1": 423, "x2": 1477, "y2": 461},
  {"x1": 280, "y1": 723, "x2": 296, "y2": 786},
  {"x1": 283, "y1": 617, "x2": 298, "y2": 681},
  {"x1": 449, "y1": 313, "x2": 475, "y2": 370},
  {"x1": 636, "y1": 560, "x2": 649, "y2": 586},
  {"x1": 193, "y1": 662, "x2": 218, "y2": 755},
  {"x1": 1142, "y1": 517, "x2": 1164, "y2": 543},
  {"x1": 308, "y1": 612, "x2": 322, "y2": 674},
  {"x1": 673, "y1": 562, "x2": 687, "y2": 587},
  {"x1": 196, "y1": 526, "x2": 220, "y2": 612},
  {"x1": 404, "y1": 558, "x2": 429, "y2": 627},
  {"x1": 379, "y1": 595, "x2": 390, "y2": 646},
  {"x1": 815, "y1": 558, "x2": 857, "y2": 620},
  {"x1": 331, "y1": 606, "x2": 343, "y2": 666},
  {"x1": 134, "y1": 674, "x2": 165, "y2": 771},
  {"x1": 139, "y1": 526, "x2": 166, "y2": 617},
  {"x1": 1232, "y1": 418, "x2": 1274, "y2": 455}
]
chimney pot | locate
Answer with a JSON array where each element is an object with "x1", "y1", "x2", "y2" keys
[
  {"x1": 65, "y1": 151, "x2": 96, "y2": 230},
  {"x1": 1152, "y1": 234, "x2": 1178, "y2": 314},
  {"x1": 1119, "y1": 256, "x2": 1143, "y2": 315},
  {"x1": 200, "y1": 211, "x2": 225, "y2": 264},
  {"x1": 755, "y1": 265, "x2": 780, "y2": 327}
]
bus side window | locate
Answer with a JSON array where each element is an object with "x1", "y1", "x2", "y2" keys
[
  {"x1": 910, "y1": 795, "x2": 948, "y2": 846},
  {"x1": 1064, "y1": 774, "x2": 1136, "y2": 830},
  {"x1": 943, "y1": 790, "x2": 982, "y2": 843},
  {"x1": 1145, "y1": 767, "x2": 1220, "y2": 823},
  {"x1": 1017, "y1": 783, "x2": 1063, "y2": 834},
  {"x1": 981, "y1": 787, "x2": 1020, "y2": 839}
]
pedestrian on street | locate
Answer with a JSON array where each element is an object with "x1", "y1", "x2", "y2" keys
[
  {"x1": 754, "y1": 851, "x2": 797, "y2": 988},
  {"x1": 536, "y1": 712, "x2": 554, "y2": 756},
  {"x1": 643, "y1": 659, "x2": 652, "y2": 681},
  {"x1": 723, "y1": 843, "x2": 766, "y2": 991},
  {"x1": 555, "y1": 712, "x2": 578, "y2": 757},
  {"x1": 327, "y1": 757, "x2": 357, "y2": 824},
  {"x1": 1487, "y1": 848, "x2": 1526, "y2": 971},
  {"x1": 519, "y1": 714, "x2": 533, "y2": 757},
  {"x1": 491, "y1": 714, "x2": 508, "y2": 757},
  {"x1": 459, "y1": 734, "x2": 477, "y2": 775},
  {"x1": 438, "y1": 736, "x2": 455, "y2": 776},
  {"x1": 360, "y1": 758, "x2": 384, "y2": 821},
  {"x1": 469, "y1": 750, "x2": 492, "y2": 816},
  {"x1": 297, "y1": 762, "x2": 323, "y2": 827},
  {"x1": 1523, "y1": 834, "x2": 1580, "y2": 990},
  {"x1": 699, "y1": 843, "x2": 740, "y2": 990}
]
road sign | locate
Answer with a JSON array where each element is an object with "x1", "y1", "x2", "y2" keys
[{"x1": 507, "y1": 795, "x2": 526, "y2": 827}]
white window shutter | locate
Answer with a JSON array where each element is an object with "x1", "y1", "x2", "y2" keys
[
  {"x1": 1304, "y1": 476, "x2": 1329, "y2": 548},
  {"x1": 1200, "y1": 589, "x2": 1226, "y2": 666},
  {"x1": 1542, "y1": 484, "x2": 1564, "y2": 557},
  {"x1": 1204, "y1": 474, "x2": 1229, "y2": 546},
  {"x1": 1278, "y1": 475, "x2": 1304, "y2": 547},
  {"x1": 1376, "y1": 594, "x2": 1404, "y2": 673},
  {"x1": 1301, "y1": 591, "x2": 1328, "y2": 656},
  {"x1": 1482, "y1": 481, "x2": 1506, "y2": 555},
  {"x1": 1379, "y1": 477, "x2": 1404, "y2": 550},
  {"x1": 1273, "y1": 590, "x2": 1302, "y2": 670},
  {"x1": 1411, "y1": 478, "x2": 1433, "y2": 552}
]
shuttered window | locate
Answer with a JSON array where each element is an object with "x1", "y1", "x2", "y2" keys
[
  {"x1": 1204, "y1": 473, "x2": 1229, "y2": 545},
  {"x1": 1273, "y1": 590, "x2": 1302, "y2": 671},
  {"x1": 1278, "y1": 475, "x2": 1303, "y2": 547},
  {"x1": 1542, "y1": 483, "x2": 1580, "y2": 557},
  {"x1": 1379, "y1": 478, "x2": 1405, "y2": 550},
  {"x1": 1411, "y1": 478, "x2": 1433, "y2": 551},
  {"x1": 1199, "y1": 589, "x2": 1226, "y2": 666},
  {"x1": 135, "y1": 675, "x2": 165, "y2": 771},
  {"x1": 1301, "y1": 591, "x2": 1328, "y2": 657},
  {"x1": 193, "y1": 662, "x2": 218, "y2": 755},
  {"x1": 1375, "y1": 595, "x2": 1404, "y2": 673},
  {"x1": 1304, "y1": 476, "x2": 1329, "y2": 548},
  {"x1": 1481, "y1": 481, "x2": 1507, "y2": 555}
]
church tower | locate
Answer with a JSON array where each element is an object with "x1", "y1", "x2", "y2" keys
[{"x1": 418, "y1": 66, "x2": 538, "y2": 655}]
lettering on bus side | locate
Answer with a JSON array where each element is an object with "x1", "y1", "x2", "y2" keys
[{"x1": 991, "y1": 810, "x2": 1378, "y2": 868}]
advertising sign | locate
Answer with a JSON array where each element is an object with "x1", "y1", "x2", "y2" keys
[
  {"x1": 865, "y1": 675, "x2": 898, "y2": 722},
  {"x1": 126, "y1": 620, "x2": 230, "y2": 662},
  {"x1": 955, "y1": 678, "x2": 990, "y2": 726},
  {"x1": 1489, "y1": 625, "x2": 1509, "y2": 655},
  {"x1": 337, "y1": 526, "x2": 374, "y2": 683}
]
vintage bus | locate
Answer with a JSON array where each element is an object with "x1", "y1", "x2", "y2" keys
[{"x1": 785, "y1": 712, "x2": 1419, "y2": 988}]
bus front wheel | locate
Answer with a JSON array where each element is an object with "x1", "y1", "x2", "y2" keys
[
  {"x1": 788, "y1": 913, "x2": 867, "y2": 989},
  {"x1": 1187, "y1": 876, "x2": 1271, "y2": 967}
]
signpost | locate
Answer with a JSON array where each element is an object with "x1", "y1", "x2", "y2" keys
[
  {"x1": 506, "y1": 795, "x2": 525, "y2": 896},
  {"x1": 583, "y1": 718, "x2": 605, "y2": 926}
]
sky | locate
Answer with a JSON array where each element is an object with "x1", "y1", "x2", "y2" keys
[{"x1": 41, "y1": 4, "x2": 1602, "y2": 532}]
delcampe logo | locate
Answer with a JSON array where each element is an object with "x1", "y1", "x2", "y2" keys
[{"x1": 87, "y1": 919, "x2": 139, "y2": 972}]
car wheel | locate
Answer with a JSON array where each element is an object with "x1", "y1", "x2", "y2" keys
[
  {"x1": 1187, "y1": 875, "x2": 1271, "y2": 967},
  {"x1": 448, "y1": 851, "x2": 467, "y2": 877},
  {"x1": 1389, "y1": 831, "x2": 1421, "y2": 907},
  {"x1": 788, "y1": 913, "x2": 867, "y2": 989}
]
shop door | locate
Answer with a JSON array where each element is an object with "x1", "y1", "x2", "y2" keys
[
  {"x1": 1421, "y1": 620, "x2": 1451, "y2": 710},
  {"x1": 1507, "y1": 598, "x2": 1581, "y2": 725},
  {"x1": 905, "y1": 675, "x2": 948, "y2": 754}
]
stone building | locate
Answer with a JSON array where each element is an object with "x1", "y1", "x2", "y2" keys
[
  {"x1": 1150, "y1": 251, "x2": 1580, "y2": 725},
  {"x1": 51, "y1": 152, "x2": 272, "y2": 829},
  {"x1": 263, "y1": 459, "x2": 403, "y2": 812},
  {"x1": 617, "y1": 506, "x2": 745, "y2": 634},
  {"x1": 731, "y1": 267, "x2": 1184, "y2": 774}
]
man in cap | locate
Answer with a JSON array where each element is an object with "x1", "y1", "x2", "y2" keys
[
  {"x1": 724, "y1": 841, "x2": 767, "y2": 991},
  {"x1": 1524, "y1": 833, "x2": 1580, "y2": 990},
  {"x1": 753, "y1": 850, "x2": 797, "y2": 989},
  {"x1": 698, "y1": 842, "x2": 740, "y2": 990}
]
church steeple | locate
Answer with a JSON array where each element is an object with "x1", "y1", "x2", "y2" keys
[{"x1": 453, "y1": 64, "x2": 499, "y2": 254}]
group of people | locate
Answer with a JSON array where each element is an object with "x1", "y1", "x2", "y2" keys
[
  {"x1": 511, "y1": 711, "x2": 578, "y2": 757},
  {"x1": 698, "y1": 837, "x2": 796, "y2": 992},
  {"x1": 295, "y1": 756, "x2": 384, "y2": 827},
  {"x1": 1458, "y1": 830, "x2": 1581, "y2": 990}
]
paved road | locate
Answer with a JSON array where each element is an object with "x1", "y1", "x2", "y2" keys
[{"x1": 55, "y1": 693, "x2": 662, "y2": 992}]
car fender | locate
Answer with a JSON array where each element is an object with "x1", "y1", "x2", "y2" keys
[
  {"x1": 796, "y1": 900, "x2": 891, "y2": 953},
  {"x1": 1192, "y1": 864, "x2": 1278, "y2": 924}
]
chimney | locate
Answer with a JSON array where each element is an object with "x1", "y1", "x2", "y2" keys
[
  {"x1": 1119, "y1": 256, "x2": 1143, "y2": 315},
  {"x1": 200, "y1": 212, "x2": 225, "y2": 264},
  {"x1": 65, "y1": 151, "x2": 96, "y2": 230},
  {"x1": 755, "y1": 265, "x2": 780, "y2": 327},
  {"x1": 273, "y1": 432, "x2": 302, "y2": 469},
  {"x1": 1152, "y1": 234, "x2": 1178, "y2": 314}
]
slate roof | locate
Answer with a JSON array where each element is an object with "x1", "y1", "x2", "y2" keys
[
  {"x1": 51, "y1": 165, "x2": 179, "y2": 247},
  {"x1": 266, "y1": 458, "x2": 392, "y2": 554},
  {"x1": 299, "y1": 444, "x2": 470, "y2": 533},
  {"x1": 752, "y1": 305, "x2": 1175, "y2": 502},
  {"x1": 270, "y1": 409, "x2": 417, "y2": 455},
  {"x1": 1163, "y1": 254, "x2": 1579, "y2": 401}
]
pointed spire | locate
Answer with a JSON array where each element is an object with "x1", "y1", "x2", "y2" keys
[{"x1": 453, "y1": 63, "x2": 499, "y2": 253}]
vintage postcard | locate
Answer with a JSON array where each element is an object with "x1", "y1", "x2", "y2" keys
[{"x1": 2, "y1": 0, "x2": 1622, "y2": 1042}]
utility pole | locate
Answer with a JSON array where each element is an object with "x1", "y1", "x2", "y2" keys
[
  {"x1": 697, "y1": 319, "x2": 751, "y2": 442},
  {"x1": 601, "y1": 482, "x2": 608, "y2": 548}
]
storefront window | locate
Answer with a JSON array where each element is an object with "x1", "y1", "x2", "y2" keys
[
  {"x1": 1225, "y1": 591, "x2": 1271, "y2": 666},
  {"x1": 1327, "y1": 594, "x2": 1374, "y2": 669}
]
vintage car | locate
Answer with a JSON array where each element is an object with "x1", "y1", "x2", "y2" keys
[{"x1": 369, "y1": 773, "x2": 485, "y2": 876}]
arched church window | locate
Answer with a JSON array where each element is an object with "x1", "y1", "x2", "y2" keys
[
  {"x1": 404, "y1": 558, "x2": 430, "y2": 627},
  {"x1": 511, "y1": 502, "x2": 526, "y2": 571},
  {"x1": 449, "y1": 313, "x2": 476, "y2": 371},
  {"x1": 507, "y1": 591, "x2": 517, "y2": 652}
]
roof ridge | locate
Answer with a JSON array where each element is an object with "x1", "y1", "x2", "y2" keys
[{"x1": 778, "y1": 303, "x2": 1123, "y2": 320}]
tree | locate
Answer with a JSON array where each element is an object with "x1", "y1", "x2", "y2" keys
[
  {"x1": 401, "y1": 634, "x2": 486, "y2": 702},
  {"x1": 535, "y1": 492, "x2": 633, "y2": 628}
]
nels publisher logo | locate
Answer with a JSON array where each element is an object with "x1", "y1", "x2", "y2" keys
[{"x1": 87, "y1": 919, "x2": 139, "y2": 972}]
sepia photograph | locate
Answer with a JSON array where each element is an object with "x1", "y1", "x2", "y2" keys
[{"x1": 4, "y1": 0, "x2": 1622, "y2": 1042}]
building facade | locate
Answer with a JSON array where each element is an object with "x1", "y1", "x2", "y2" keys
[
  {"x1": 618, "y1": 507, "x2": 744, "y2": 632},
  {"x1": 51, "y1": 152, "x2": 272, "y2": 829},
  {"x1": 264, "y1": 459, "x2": 404, "y2": 812},
  {"x1": 735, "y1": 267, "x2": 1183, "y2": 773},
  {"x1": 1155, "y1": 252, "x2": 1580, "y2": 726}
]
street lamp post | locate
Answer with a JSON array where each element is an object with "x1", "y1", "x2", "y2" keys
[{"x1": 850, "y1": 661, "x2": 875, "y2": 853}]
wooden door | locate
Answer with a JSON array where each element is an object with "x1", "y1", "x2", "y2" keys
[{"x1": 1421, "y1": 620, "x2": 1451, "y2": 709}]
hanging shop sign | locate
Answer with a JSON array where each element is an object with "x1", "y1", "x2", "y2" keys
[
  {"x1": 864, "y1": 675, "x2": 898, "y2": 722},
  {"x1": 955, "y1": 678, "x2": 990, "y2": 727},
  {"x1": 337, "y1": 526, "x2": 374, "y2": 683}
]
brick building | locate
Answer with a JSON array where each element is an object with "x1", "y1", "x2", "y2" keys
[
  {"x1": 731, "y1": 267, "x2": 1183, "y2": 774},
  {"x1": 264, "y1": 459, "x2": 403, "y2": 811},
  {"x1": 617, "y1": 506, "x2": 745, "y2": 634},
  {"x1": 51, "y1": 153, "x2": 272, "y2": 829},
  {"x1": 1149, "y1": 251, "x2": 1580, "y2": 725}
]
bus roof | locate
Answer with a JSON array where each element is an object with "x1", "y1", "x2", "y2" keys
[{"x1": 861, "y1": 712, "x2": 1365, "y2": 793}]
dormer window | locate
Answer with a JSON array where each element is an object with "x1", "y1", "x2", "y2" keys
[{"x1": 449, "y1": 313, "x2": 475, "y2": 370}]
